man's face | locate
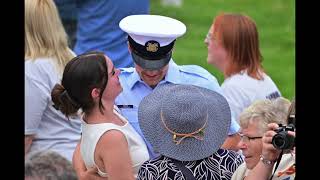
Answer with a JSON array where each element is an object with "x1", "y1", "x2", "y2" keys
[
  {"x1": 238, "y1": 120, "x2": 263, "y2": 169},
  {"x1": 135, "y1": 64, "x2": 169, "y2": 88}
]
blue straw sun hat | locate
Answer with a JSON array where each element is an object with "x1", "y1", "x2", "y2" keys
[{"x1": 138, "y1": 84, "x2": 231, "y2": 161}]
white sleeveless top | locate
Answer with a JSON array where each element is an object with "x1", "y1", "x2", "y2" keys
[{"x1": 80, "y1": 107, "x2": 149, "y2": 177}]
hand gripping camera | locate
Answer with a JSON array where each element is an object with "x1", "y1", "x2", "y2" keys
[
  {"x1": 271, "y1": 98, "x2": 295, "y2": 150},
  {"x1": 272, "y1": 123, "x2": 295, "y2": 150}
]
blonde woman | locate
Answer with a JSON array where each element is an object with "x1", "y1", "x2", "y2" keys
[
  {"x1": 25, "y1": 0, "x2": 81, "y2": 161},
  {"x1": 232, "y1": 97, "x2": 292, "y2": 180}
]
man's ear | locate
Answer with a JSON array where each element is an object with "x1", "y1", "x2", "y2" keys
[{"x1": 91, "y1": 88, "x2": 100, "y2": 99}]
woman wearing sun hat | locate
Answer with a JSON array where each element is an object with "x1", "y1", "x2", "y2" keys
[{"x1": 137, "y1": 84, "x2": 244, "y2": 180}]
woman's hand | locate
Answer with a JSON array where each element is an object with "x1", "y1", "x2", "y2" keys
[{"x1": 261, "y1": 123, "x2": 282, "y2": 162}]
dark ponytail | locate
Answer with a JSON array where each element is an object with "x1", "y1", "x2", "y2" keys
[
  {"x1": 51, "y1": 51, "x2": 108, "y2": 117},
  {"x1": 51, "y1": 83, "x2": 80, "y2": 118}
]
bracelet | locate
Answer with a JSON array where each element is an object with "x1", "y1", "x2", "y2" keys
[{"x1": 260, "y1": 155, "x2": 274, "y2": 165}]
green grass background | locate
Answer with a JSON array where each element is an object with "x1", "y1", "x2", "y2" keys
[{"x1": 150, "y1": 0, "x2": 295, "y2": 100}]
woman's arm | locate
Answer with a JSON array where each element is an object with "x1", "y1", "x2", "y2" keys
[
  {"x1": 25, "y1": 76, "x2": 48, "y2": 155},
  {"x1": 25, "y1": 135, "x2": 34, "y2": 155},
  {"x1": 72, "y1": 141, "x2": 106, "y2": 180},
  {"x1": 96, "y1": 130, "x2": 134, "y2": 180}
]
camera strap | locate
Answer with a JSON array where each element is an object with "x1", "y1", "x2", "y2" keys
[{"x1": 269, "y1": 150, "x2": 284, "y2": 180}]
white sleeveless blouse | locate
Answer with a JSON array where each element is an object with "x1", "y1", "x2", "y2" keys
[{"x1": 80, "y1": 107, "x2": 149, "y2": 177}]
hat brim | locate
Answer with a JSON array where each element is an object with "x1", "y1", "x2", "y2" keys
[
  {"x1": 132, "y1": 51, "x2": 171, "y2": 70},
  {"x1": 138, "y1": 84, "x2": 231, "y2": 161}
]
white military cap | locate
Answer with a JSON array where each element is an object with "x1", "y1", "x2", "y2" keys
[{"x1": 119, "y1": 14, "x2": 186, "y2": 70}]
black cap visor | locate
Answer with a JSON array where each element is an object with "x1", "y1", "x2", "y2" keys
[{"x1": 132, "y1": 51, "x2": 171, "y2": 70}]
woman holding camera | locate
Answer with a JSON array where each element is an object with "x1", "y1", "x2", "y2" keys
[
  {"x1": 231, "y1": 97, "x2": 294, "y2": 180},
  {"x1": 244, "y1": 99, "x2": 296, "y2": 180}
]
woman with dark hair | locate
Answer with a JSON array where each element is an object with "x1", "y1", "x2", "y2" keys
[{"x1": 51, "y1": 51, "x2": 149, "y2": 179}]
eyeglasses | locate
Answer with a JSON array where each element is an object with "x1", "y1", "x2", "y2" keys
[
  {"x1": 239, "y1": 133, "x2": 262, "y2": 144},
  {"x1": 205, "y1": 31, "x2": 212, "y2": 43},
  {"x1": 205, "y1": 31, "x2": 219, "y2": 46}
]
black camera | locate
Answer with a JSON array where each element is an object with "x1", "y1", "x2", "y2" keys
[
  {"x1": 272, "y1": 98, "x2": 295, "y2": 150},
  {"x1": 271, "y1": 124, "x2": 295, "y2": 150}
]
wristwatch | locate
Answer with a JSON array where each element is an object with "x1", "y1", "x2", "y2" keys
[{"x1": 260, "y1": 155, "x2": 274, "y2": 165}]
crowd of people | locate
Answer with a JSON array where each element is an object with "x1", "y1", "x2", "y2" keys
[{"x1": 25, "y1": 0, "x2": 295, "y2": 179}]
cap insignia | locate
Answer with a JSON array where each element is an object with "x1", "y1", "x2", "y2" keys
[{"x1": 145, "y1": 41, "x2": 159, "y2": 52}]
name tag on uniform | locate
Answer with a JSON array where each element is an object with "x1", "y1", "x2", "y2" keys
[{"x1": 117, "y1": 105, "x2": 134, "y2": 109}]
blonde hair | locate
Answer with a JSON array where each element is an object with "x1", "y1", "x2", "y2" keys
[
  {"x1": 25, "y1": 0, "x2": 74, "y2": 75},
  {"x1": 239, "y1": 97, "x2": 291, "y2": 135}
]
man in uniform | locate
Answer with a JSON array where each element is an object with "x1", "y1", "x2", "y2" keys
[{"x1": 73, "y1": 14, "x2": 240, "y2": 179}]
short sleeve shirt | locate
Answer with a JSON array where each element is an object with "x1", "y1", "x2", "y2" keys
[
  {"x1": 25, "y1": 57, "x2": 81, "y2": 161},
  {"x1": 116, "y1": 60, "x2": 240, "y2": 158},
  {"x1": 221, "y1": 71, "x2": 281, "y2": 123}
]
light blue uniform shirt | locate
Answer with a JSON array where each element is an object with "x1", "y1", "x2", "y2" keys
[{"x1": 115, "y1": 60, "x2": 240, "y2": 158}]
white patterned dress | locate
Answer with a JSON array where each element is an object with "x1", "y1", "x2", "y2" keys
[{"x1": 137, "y1": 149, "x2": 244, "y2": 180}]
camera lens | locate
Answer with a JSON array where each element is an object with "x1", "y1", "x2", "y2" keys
[
  {"x1": 272, "y1": 131, "x2": 294, "y2": 150},
  {"x1": 272, "y1": 133, "x2": 286, "y2": 149}
]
